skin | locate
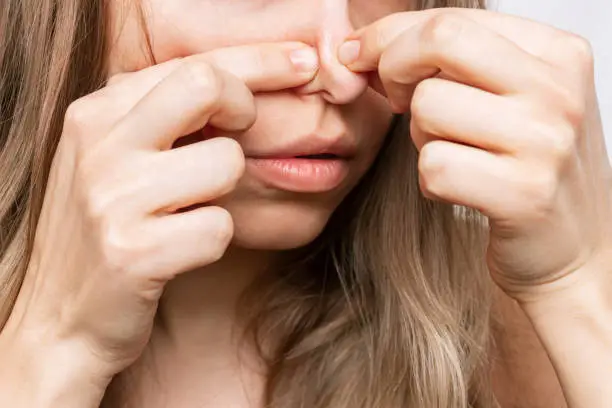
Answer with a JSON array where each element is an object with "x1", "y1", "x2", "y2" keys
[{"x1": 0, "y1": 1, "x2": 611, "y2": 408}]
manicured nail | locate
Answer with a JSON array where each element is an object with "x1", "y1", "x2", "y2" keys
[
  {"x1": 338, "y1": 40, "x2": 361, "y2": 66},
  {"x1": 289, "y1": 47, "x2": 319, "y2": 73}
]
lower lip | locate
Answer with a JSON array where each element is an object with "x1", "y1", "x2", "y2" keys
[{"x1": 246, "y1": 157, "x2": 350, "y2": 193}]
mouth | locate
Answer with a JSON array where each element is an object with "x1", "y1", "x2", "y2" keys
[
  {"x1": 245, "y1": 129, "x2": 358, "y2": 160},
  {"x1": 244, "y1": 134, "x2": 356, "y2": 193},
  {"x1": 246, "y1": 154, "x2": 350, "y2": 194},
  {"x1": 294, "y1": 153, "x2": 339, "y2": 160},
  {"x1": 180, "y1": 127, "x2": 355, "y2": 194}
]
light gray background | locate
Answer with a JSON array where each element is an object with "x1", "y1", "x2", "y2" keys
[{"x1": 493, "y1": 0, "x2": 611, "y2": 155}]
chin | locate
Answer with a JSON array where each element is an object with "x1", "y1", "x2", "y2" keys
[{"x1": 221, "y1": 198, "x2": 337, "y2": 250}]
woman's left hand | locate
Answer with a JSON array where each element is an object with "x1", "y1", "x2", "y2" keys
[{"x1": 339, "y1": 8, "x2": 612, "y2": 305}]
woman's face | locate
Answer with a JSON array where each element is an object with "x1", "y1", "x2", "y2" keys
[{"x1": 109, "y1": 0, "x2": 412, "y2": 250}]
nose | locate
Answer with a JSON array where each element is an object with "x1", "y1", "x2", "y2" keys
[{"x1": 296, "y1": 0, "x2": 369, "y2": 105}]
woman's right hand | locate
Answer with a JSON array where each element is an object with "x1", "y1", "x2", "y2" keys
[{"x1": 1, "y1": 42, "x2": 319, "y2": 387}]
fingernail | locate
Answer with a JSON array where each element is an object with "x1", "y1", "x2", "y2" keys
[
  {"x1": 289, "y1": 47, "x2": 319, "y2": 73},
  {"x1": 338, "y1": 40, "x2": 361, "y2": 66}
]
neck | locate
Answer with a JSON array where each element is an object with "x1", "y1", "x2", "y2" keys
[
  {"x1": 116, "y1": 246, "x2": 284, "y2": 408},
  {"x1": 158, "y1": 246, "x2": 277, "y2": 346}
]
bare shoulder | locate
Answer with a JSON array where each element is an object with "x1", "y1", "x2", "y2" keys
[{"x1": 490, "y1": 288, "x2": 568, "y2": 408}]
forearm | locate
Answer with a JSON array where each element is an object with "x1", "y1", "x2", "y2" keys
[
  {"x1": 0, "y1": 328, "x2": 111, "y2": 408},
  {"x1": 521, "y1": 267, "x2": 612, "y2": 408}
]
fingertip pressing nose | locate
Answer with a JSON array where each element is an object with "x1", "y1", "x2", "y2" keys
[
  {"x1": 293, "y1": 1, "x2": 369, "y2": 105},
  {"x1": 296, "y1": 39, "x2": 369, "y2": 105},
  {"x1": 337, "y1": 40, "x2": 361, "y2": 66},
  {"x1": 289, "y1": 46, "x2": 320, "y2": 73}
]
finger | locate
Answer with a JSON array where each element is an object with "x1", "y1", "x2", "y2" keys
[
  {"x1": 108, "y1": 62, "x2": 256, "y2": 150},
  {"x1": 100, "y1": 58, "x2": 186, "y2": 116},
  {"x1": 410, "y1": 78, "x2": 532, "y2": 154},
  {"x1": 62, "y1": 59, "x2": 189, "y2": 151},
  {"x1": 356, "y1": 14, "x2": 554, "y2": 106},
  {"x1": 140, "y1": 137, "x2": 245, "y2": 214},
  {"x1": 105, "y1": 59, "x2": 182, "y2": 88},
  {"x1": 418, "y1": 140, "x2": 524, "y2": 218},
  {"x1": 142, "y1": 206, "x2": 234, "y2": 278},
  {"x1": 342, "y1": 9, "x2": 569, "y2": 69},
  {"x1": 366, "y1": 71, "x2": 387, "y2": 97},
  {"x1": 103, "y1": 42, "x2": 318, "y2": 110},
  {"x1": 188, "y1": 42, "x2": 319, "y2": 92},
  {"x1": 95, "y1": 42, "x2": 319, "y2": 130},
  {"x1": 410, "y1": 119, "x2": 439, "y2": 153}
]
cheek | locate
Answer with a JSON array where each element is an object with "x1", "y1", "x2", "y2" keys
[
  {"x1": 137, "y1": 1, "x2": 316, "y2": 64},
  {"x1": 355, "y1": 91, "x2": 395, "y2": 153},
  {"x1": 110, "y1": 0, "x2": 275, "y2": 71},
  {"x1": 144, "y1": 1, "x2": 240, "y2": 61}
]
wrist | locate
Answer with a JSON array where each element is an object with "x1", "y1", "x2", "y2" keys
[
  {"x1": 516, "y1": 261, "x2": 612, "y2": 408},
  {"x1": 0, "y1": 326, "x2": 112, "y2": 408},
  {"x1": 519, "y1": 259, "x2": 612, "y2": 325}
]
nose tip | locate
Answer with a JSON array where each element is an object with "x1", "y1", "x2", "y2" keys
[
  {"x1": 321, "y1": 71, "x2": 369, "y2": 105},
  {"x1": 297, "y1": 35, "x2": 369, "y2": 104},
  {"x1": 295, "y1": 1, "x2": 368, "y2": 105}
]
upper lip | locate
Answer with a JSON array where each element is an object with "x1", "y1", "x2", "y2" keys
[{"x1": 245, "y1": 133, "x2": 357, "y2": 159}]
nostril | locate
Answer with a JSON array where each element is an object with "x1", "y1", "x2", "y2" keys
[
  {"x1": 292, "y1": 1, "x2": 368, "y2": 104},
  {"x1": 325, "y1": 77, "x2": 368, "y2": 104},
  {"x1": 295, "y1": 65, "x2": 368, "y2": 105},
  {"x1": 321, "y1": 65, "x2": 369, "y2": 104}
]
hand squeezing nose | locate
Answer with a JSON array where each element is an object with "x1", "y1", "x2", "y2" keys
[{"x1": 296, "y1": 0, "x2": 369, "y2": 104}]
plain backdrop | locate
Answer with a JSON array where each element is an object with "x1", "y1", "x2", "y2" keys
[{"x1": 493, "y1": 0, "x2": 612, "y2": 155}]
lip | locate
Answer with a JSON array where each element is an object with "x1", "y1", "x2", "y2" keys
[
  {"x1": 243, "y1": 133, "x2": 356, "y2": 193},
  {"x1": 245, "y1": 133, "x2": 358, "y2": 160},
  {"x1": 185, "y1": 128, "x2": 356, "y2": 193},
  {"x1": 246, "y1": 157, "x2": 349, "y2": 193}
]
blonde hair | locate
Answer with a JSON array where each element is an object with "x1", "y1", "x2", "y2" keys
[{"x1": 0, "y1": 0, "x2": 495, "y2": 407}]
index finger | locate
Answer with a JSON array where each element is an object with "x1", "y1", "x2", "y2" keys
[
  {"x1": 341, "y1": 8, "x2": 568, "y2": 72},
  {"x1": 97, "y1": 42, "x2": 319, "y2": 124},
  {"x1": 189, "y1": 42, "x2": 320, "y2": 92}
]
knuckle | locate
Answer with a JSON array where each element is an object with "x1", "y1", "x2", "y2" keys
[
  {"x1": 547, "y1": 125, "x2": 576, "y2": 163},
  {"x1": 82, "y1": 181, "x2": 116, "y2": 221},
  {"x1": 224, "y1": 92, "x2": 257, "y2": 131},
  {"x1": 214, "y1": 137, "x2": 246, "y2": 186},
  {"x1": 531, "y1": 119, "x2": 577, "y2": 164},
  {"x1": 234, "y1": 107, "x2": 258, "y2": 131},
  {"x1": 521, "y1": 169, "x2": 558, "y2": 217},
  {"x1": 540, "y1": 76, "x2": 587, "y2": 128},
  {"x1": 372, "y1": 13, "x2": 415, "y2": 50},
  {"x1": 78, "y1": 155, "x2": 125, "y2": 220},
  {"x1": 98, "y1": 221, "x2": 147, "y2": 273},
  {"x1": 64, "y1": 97, "x2": 97, "y2": 134},
  {"x1": 378, "y1": 56, "x2": 400, "y2": 86},
  {"x1": 410, "y1": 82, "x2": 427, "y2": 115},
  {"x1": 205, "y1": 207, "x2": 234, "y2": 262},
  {"x1": 410, "y1": 80, "x2": 437, "y2": 132},
  {"x1": 418, "y1": 142, "x2": 447, "y2": 197},
  {"x1": 559, "y1": 96, "x2": 587, "y2": 128},
  {"x1": 422, "y1": 13, "x2": 466, "y2": 49},
  {"x1": 213, "y1": 207, "x2": 234, "y2": 245},
  {"x1": 560, "y1": 34, "x2": 594, "y2": 71},
  {"x1": 180, "y1": 60, "x2": 222, "y2": 105},
  {"x1": 373, "y1": 26, "x2": 392, "y2": 59},
  {"x1": 409, "y1": 119, "x2": 427, "y2": 151},
  {"x1": 79, "y1": 156, "x2": 145, "y2": 222}
]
